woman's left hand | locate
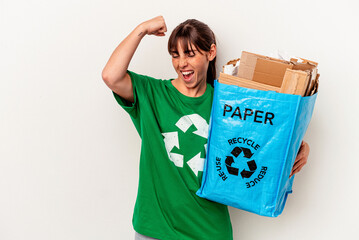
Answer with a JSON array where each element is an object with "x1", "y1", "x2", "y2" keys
[{"x1": 290, "y1": 141, "x2": 310, "y2": 178}]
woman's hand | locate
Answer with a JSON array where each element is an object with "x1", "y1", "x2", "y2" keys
[
  {"x1": 290, "y1": 141, "x2": 310, "y2": 177},
  {"x1": 140, "y1": 16, "x2": 167, "y2": 37}
]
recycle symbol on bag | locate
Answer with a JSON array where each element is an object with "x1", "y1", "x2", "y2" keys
[{"x1": 225, "y1": 147, "x2": 257, "y2": 178}]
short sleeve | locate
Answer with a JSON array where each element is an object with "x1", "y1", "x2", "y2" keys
[{"x1": 112, "y1": 70, "x2": 149, "y2": 119}]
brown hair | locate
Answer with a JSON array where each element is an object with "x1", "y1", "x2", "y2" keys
[{"x1": 168, "y1": 19, "x2": 216, "y2": 86}]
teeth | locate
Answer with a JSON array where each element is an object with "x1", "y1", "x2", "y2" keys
[{"x1": 182, "y1": 71, "x2": 193, "y2": 76}]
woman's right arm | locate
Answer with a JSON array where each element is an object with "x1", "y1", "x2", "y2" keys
[{"x1": 102, "y1": 16, "x2": 167, "y2": 102}]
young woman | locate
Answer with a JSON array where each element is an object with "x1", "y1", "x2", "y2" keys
[{"x1": 102, "y1": 16, "x2": 310, "y2": 240}]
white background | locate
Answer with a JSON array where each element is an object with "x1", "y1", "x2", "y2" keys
[{"x1": 1, "y1": 0, "x2": 358, "y2": 239}]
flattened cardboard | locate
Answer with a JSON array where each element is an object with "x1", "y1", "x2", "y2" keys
[
  {"x1": 253, "y1": 58, "x2": 293, "y2": 87},
  {"x1": 280, "y1": 69, "x2": 310, "y2": 96},
  {"x1": 223, "y1": 51, "x2": 320, "y2": 96},
  {"x1": 304, "y1": 68, "x2": 318, "y2": 96},
  {"x1": 309, "y1": 73, "x2": 320, "y2": 96},
  {"x1": 238, "y1": 51, "x2": 293, "y2": 87},
  {"x1": 289, "y1": 60, "x2": 318, "y2": 96},
  {"x1": 291, "y1": 57, "x2": 318, "y2": 66},
  {"x1": 237, "y1": 51, "x2": 266, "y2": 79},
  {"x1": 219, "y1": 73, "x2": 280, "y2": 92}
]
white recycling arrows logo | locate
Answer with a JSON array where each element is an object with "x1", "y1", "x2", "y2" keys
[
  {"x1": 175, "y1": 114, "x2": 209, "y2": 138},
  {"x1": 162, "y1": 114, "x2": 208, "y2": 176},
  {"x1": 162, "y1": 132, "x2": 183, "y2": 167},
  {"x1": 187, "y1": 152, "x2": 205, "y2": 177}
]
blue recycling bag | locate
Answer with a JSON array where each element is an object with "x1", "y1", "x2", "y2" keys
[{"x1": 197, "y1": 80, "x2": 317, "y2": 217}]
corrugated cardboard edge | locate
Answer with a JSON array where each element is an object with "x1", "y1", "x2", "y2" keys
[
  {"x1": 280, "y1": 69, "x2": 310, "y2": 96},
  {"x1": 218, "y1": 72, "x2": 281, "y2": 92}
]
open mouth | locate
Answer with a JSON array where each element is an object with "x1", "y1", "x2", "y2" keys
[{"x1": 181, "y1": 70, "x2": 194, "y2": 81}]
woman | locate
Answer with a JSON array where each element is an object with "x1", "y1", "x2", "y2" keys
[{"x1": 102, "y1": 16, "x2": 309, "y2": 240}]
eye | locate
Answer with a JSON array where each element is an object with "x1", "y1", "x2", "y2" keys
[
  {"x1": 185, "y1": 50, "x2": 196, "y2": 57},
  {"x1": 171, "y1": 53, "x2": 179, "y2": 58}
]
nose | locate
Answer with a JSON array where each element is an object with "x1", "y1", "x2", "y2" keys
[{"x1": 179, "y1": 55, "x2": 188, "y2": 68}]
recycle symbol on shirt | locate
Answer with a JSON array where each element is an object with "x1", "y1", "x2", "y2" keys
[{"x1": 162, "y1": 114, "x2": 208, "y2": 177}]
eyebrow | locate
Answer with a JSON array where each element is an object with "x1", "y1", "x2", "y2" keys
[
  {"x1": 170, "y1": 49, "x2": 196, "y2": 54},
  {"x1": 169, "y1": 48, "x2": 198, "y2": 56},
  {"x1": 184, "y1": 50, "x2": 196, "y2": 54}
]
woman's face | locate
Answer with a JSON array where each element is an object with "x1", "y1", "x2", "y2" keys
[{"x1": 171, "y1": 41, "x2": 216, "y2": 90}]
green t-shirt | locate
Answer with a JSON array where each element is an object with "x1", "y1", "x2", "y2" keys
[{"x1": 113, "y1": 71, "x2": 233, "y2": 240}]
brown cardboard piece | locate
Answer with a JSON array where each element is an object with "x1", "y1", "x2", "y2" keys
[
  {"x1": 222, "y1": 52, "x2": 319, "y2": 96},
  {"x1": 280, "y1": 69, "x2": 310, "y2": 96},
  {"x1": 291, "y1": 57, "x2": 318, "y2": 67},
  {"x1": 238, "y1": 51, "x2": 293, "y2": 87},
  {"x1": 226, "y1": 58, "x2": 240, "y2": 66},
  {"x1": 218, "y1": 73, "x2": 281, "y2": 92},
  {"x1": 290, "y1": 61, "x2": 318, "y2": 96},
  {"x1": 309, "y1": 73, "x2": 320, "y2": 96}
]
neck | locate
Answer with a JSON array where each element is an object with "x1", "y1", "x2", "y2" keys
[{"x1": 172, "y1": 78, "x2": 207, "y2": 97}]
